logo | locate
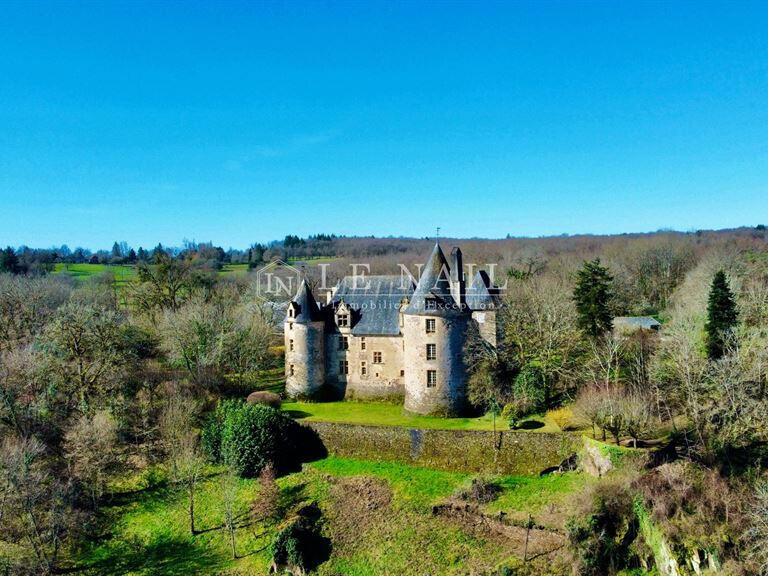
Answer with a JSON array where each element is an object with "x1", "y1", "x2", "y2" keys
[{"x1": 254, "y1": 259, "x2": 303, "y2": 302}]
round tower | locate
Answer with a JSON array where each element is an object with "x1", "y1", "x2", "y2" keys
[
  {"x1": 284, "y1": 279, "x2": 326, "y2": 398},
  {"x1": 403, "y1": 244, "x2": 469, "y2": 416}
]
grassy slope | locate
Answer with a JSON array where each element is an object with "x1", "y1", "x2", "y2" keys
[
  {"x1": 283, "y1": 401, "x2": 563, "y2": 433},
  {"x1": 68, "y1": 457, "x2": 586, "y2": 576}
]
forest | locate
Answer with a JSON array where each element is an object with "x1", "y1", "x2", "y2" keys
[{"x1": 1, "y1": 226, "x2": 768, "y2": 575}]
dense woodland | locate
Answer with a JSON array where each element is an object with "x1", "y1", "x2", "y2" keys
[{"x1": 2, "y1": 227, "x2": 768, "y2": 575}]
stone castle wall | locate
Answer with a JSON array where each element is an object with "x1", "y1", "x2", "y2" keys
[
  {"x1": 472, "y1": 310, "x2": 497, "y2": 347},
  {"x1": 326, "y1": 333, "x2": 405, "y2": 399},
  {"x1": 403, "y1": 314, "x2": 469, "y2": 416},
  {"x1": 284, "y1": 320, "x2": 325, "y2": 398}
]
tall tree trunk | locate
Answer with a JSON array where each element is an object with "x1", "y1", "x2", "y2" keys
[{"x1": 188, "y1": 482, "x2": 196, "y2": 535}]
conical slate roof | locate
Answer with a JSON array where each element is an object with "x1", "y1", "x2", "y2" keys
[
  {"x1": 404, "y1": 243, "x2": 460, "y2": 315},
  {"x1": 465, "y1": 270, "x2": 497, "y2": 310},
  {"x1": 289, "y1": 278, "x2": 323, "y2": 323}
]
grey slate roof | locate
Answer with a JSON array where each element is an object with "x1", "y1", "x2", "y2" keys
[
  {"x1": 465, "y1": 270, "x2": 498, "y2": 310},
  {"x1": 289, "y1": 279, "x2": 323, "y2": 323},
  {"x1": 403, "y1": 243, "x2": 461, "y2": 316},
  {"x1": 331, "y1": 275, "x2": 415, "y2": 335},
  {"x1": 613, "y1": 316, "x2": 661, "y2": 330}
]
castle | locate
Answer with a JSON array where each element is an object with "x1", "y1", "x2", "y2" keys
[{"x1": 283, "y1": 243, "x2": 500, "y2": 415}]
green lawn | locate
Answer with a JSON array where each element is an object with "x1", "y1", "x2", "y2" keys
[
  {"x1": 54, "y1": 263, "x2": 137, "y2": 284},
  {"x1": 282, "y1": 401, "x2": 562, "y2": 433},
  {"x1": 67, "y1": 456, "x2": 584, "y2": 575}
]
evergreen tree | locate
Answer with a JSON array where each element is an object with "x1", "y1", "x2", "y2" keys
[
  {"x1": 111, "y1": 241, "x2": 123, "y2": 261},
  {"x1": 573, "y1": 258, "x2": 614, "y2": 338},
  {"x1": 137, "y1": 247, "x2": 148, "y2": 261},
  {"x1": 0, "y1": 246, "x2": 20, "y2": 274},
  {"x1": 705, "y1": 270, "x2": 738, "y2": 359},
  {"x1": 127, "y1": 248, "x2": 137, "y2": 263}
]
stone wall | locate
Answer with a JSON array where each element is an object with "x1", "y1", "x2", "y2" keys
[
  {"x1": 305, "y1": 421, "x2": 579, "y2": 476},
  {"x1": 327, "y1": 334, "x2": 406, "y2": 399},
  {"x1": 403, "y1": 314, "x2": 469, "y2": 416},
  {"x1": 285, "y1": 320, "x2": 325, "y2": 398}
]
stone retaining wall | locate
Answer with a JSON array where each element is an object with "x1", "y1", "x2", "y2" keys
[{"x1": 304, "y1": 421, "x2": 579, "y2": 476}]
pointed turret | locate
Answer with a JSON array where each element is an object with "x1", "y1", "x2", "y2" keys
[
  {"x1": 285, "y1": 278, "x2": 325, "y2": 398},
  {"x1": 403, "y1": 242, "x2": 470, "y2": 416},
  {"x1": 466, "y1": 270, "x2": 496, "y2": 310},
  {"x1": 404, "y1": 243, "x2": 458, "y2": 315},
  {"x1": 286, "y1": 279, "x2": 322, "y2": 323}
]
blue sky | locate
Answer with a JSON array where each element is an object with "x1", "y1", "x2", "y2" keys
[{"x1": 1, "y1": 1, "x2": 767, "y2": 250}]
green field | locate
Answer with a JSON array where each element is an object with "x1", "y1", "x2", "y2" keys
[
  {"x1": 282, "y1": 401, "x2": 562, "y2": 433},
  {"x1": 68, "y1": 456, "x2": 583, "y2": 575},
  {"x1": 219, "y1": 263, "x2": 250, "y2": 277},
  {"x1": 54, "y1": 263, "x2": 137, "y2": 284}
]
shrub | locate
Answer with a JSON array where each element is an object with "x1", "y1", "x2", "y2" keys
[
  {"x1": 272, "y1": 519, "x2": 312, "y2": 571},
  {"x1": 221, "y1": 403, "x2": 294, "y2": 477},
  {"x1": 455, "y1": 476, "x2": 501, "y2": 504},
  {"x1": 548, "y1": 406, "x2": 576, "y2": 431},
  {"x1": 271, "y1": 503, "x2": 329, "y2": 573},
  {"x1": 501, "y1": 403, "x2": 520, "y2": 429},
  {"x1": 201, "y1": 399, "x2": 242, "y2": 464},
  {"x1": 512, "y1": 367, "x2": 546, "y2": 415},
  {"x1": 246, "y1": 390, "x2": 282, "y2": 409},
  {"x1": 566, "y1": 479, "x2": 637, "y2": 575}
]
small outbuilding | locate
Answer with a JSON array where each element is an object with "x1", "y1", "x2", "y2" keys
[{"x1": 612, "y1": 316, "x2": 661, "y2": 333}]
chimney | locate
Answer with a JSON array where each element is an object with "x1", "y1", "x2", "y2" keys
[{"x1": 450, "y1": 247, "x2": 465, "y2": 307}]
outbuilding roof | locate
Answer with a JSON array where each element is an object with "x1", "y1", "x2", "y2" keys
[{"x1": 613, "y1": 316, "x2": 661, "y2": 331}]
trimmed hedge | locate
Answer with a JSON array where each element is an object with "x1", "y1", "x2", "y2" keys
[
  {"x1": 201, "y1": 399, "x2": 242, "y2": 463},
  {"x1": 304, "y1": 421, "x2": 579, "y2": 476},
  {"x1": 204, "y1": 399, "x2": 327, "y2": 478},
  {"x1": 222, "y1": 403, "x2": 294, "y2": 478}
]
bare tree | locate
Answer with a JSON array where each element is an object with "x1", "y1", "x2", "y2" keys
[
  {"x1": 159, "y1": 391, "x2": 199, "y2": 481},
  {"x1": 500, "y1": 273, "x2": 582, "y2": 404},
  {"x1": 251, "y1": 463, "x2": 279, "y2": 537},
  {"x1": 0, "y1": 435, "x2": 70, "y2": 575},
  {"x1": 748, "y1": 480, "x2": 768, "y2": 576},
  {"x1": 64, "y1": 410, "x2": 118, "y2": 507},
  {"x1": 176, "y1": 431, "x2": 205, "y2": 535},
  {"x1": 39, "y1": 301, "x2": 128, "y2": 413},
  {"x1": 622, "y1": 392, "x2": 654, "y2": 448},
  {"x1": 222, "y1": 467, "x2": 239, "y2": 559}
]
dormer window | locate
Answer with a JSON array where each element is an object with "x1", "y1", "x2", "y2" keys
[{"x1": 338, "y1": 314, "x2": 349, "y2": 327}]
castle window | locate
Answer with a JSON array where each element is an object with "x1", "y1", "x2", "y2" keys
[
  {"x1": 338, "y1": 314, "x2": 349, "y2": 327},
  {"x1": 373, "y1": 351, "x2": 382, "y2": 364},
  {"x1": 289, "y1": 364, "x2": 295, "y2": 376},
  {"x1": 339, "y1": 360, "x2": 348, "y2": 375},
  {"x1": 427, "y1": 370, "x2": 437, "y2": 387},
  {"x1": 361, "y1": 337, "x2": 366, "y2": 350},
  {"x1": 425, "y1": 319, "x2": 436, "y2": 333},
  {"x1": 289, "y1": 308, "x2": 294, "y2": 318},
  {"x1": 289, "y1": 339, "x2": 294, "y2": 352},
  {"x1": 400, "y1": 369, "x2": 405, "y2": 377},
  {"x1": 289, "y1": 322, "x2": 293, "y2": 330},
  {"x1": 361, "y1": 361, "x2": 367, "y2": 376},
  {"x1": 426, "y1": 343, "x2": 436, "y2": 360},
  {"x1": 339, "y1": 336, "x2": 348, "y2": 350}
]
